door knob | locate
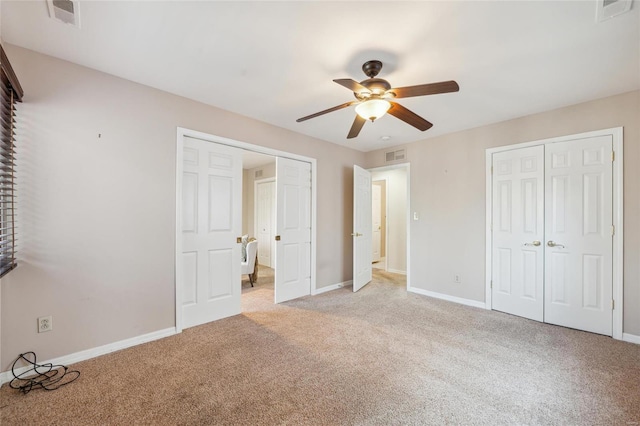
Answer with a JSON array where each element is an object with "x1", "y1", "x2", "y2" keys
[
  {"x1": 547, "y1": 240, "x2": 565, "y2": 248},
  {"x1": 275, "y1": 235, "x2": 281, "y2": 241},
  {"x1": 524, "y1": 240, "x2": 541, "y2": 246}
]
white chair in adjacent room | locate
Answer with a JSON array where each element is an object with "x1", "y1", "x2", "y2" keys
[{"x1": 241, "y1": 240, "x2": 258, "y2": 287}]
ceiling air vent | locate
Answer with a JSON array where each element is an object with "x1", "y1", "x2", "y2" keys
[
  {"x1": 385, "y1": 149, "x2": 406, "y2": 163},
  {"x1": 47, "y1": 0, "x2": 80, "y2": 28},
  {"x1": 596, "y1": 0, "x2": 632, "y2": 22}
]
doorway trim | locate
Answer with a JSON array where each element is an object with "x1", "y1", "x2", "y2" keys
[
  {"x1": 254, "y1": 177, "x2": 276, "y2": 268},
  {"x1": 484, "y1": 127, "x2": 623, "y2": 340},
  {"x1": 367, "y1": 162, "x2": 411, "y2": 290},
  {"x1": 175, "y1": 127, "x2": 317, "y2": 333}
]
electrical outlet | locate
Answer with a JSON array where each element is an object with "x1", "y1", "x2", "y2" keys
[
  {"x1": 454, "y1": 274, "x2": 461, "y2": 283},
  {"x1": 38, "y1": 316, "x2": 53, "y2": 333}
]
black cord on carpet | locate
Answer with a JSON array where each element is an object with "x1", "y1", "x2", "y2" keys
[{"x1": 9, "y1": 352, "x2": 80, "y2": 394}]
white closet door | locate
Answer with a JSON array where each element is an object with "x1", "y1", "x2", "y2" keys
[
  {"x1": 544, "y1": 136, "x2": 613, "y2": 336},
  {"x1": 256, "y1": 180, "x2": 274, "y2": 267},
  {"x1": 181, "y1": 137, "x2": 242, "y2": 328},
  {"x1": 353, "y1": 165, "x2": 372, "y2": 292},
  {"x1": 491, "y1": 146, "x2": 545, "y2": 321},
  {"x1": 274, "y1": 158, "x2": 311, "y2": 303}
]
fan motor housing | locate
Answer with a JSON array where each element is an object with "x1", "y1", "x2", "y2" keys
[{"x1": 355, "y1": 78, "x2": 391, "y2": 99}]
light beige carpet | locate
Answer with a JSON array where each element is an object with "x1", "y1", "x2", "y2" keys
[{"x1": 1, "y1": 269, "x2": 639, "y2": 425}]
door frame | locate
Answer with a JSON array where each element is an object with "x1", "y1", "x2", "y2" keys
[
  {"x1": 485, "y1": 127, "x2": 623, "y2": 340},
  {"x1": 175, "y1": 127, "x2": 317, "y2": 333},
  {"x1": 254, "y1": 177, "x2": 276, "y2": 268},
  {"x1": 367, "y1": 163, "x2": 411, "y2": 290}
]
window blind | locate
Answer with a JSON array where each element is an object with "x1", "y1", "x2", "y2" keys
[{"x1": 0, "y1": 45, "x2": 23, "y2": 278}]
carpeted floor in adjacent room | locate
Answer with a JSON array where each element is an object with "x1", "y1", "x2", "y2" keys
[{"x1": 1, "y1": 268, "x2": 639, "y2": 425}]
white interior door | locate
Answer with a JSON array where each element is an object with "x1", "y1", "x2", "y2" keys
[
  {"x1": 544, "y1": 136, "x2": 613, "y2": 336},
  {"x1": 256, "y1": 180, "x2": 275, "y2": 267},
  {"x1": 353, "y1": 165, "x2": 372, "y2": 292},
  {"x1": 181, "y1": 137, "x2": 242, "y2": 328},
  {"x1": 491, "y1": 146, "x2": 545, "y2": 321},
  {"x1": 274, "y1": 158, "x2": 311, "y2": 303},
  {"x1": 372, "y1": 183, "x2": 382, "y2": 263}
]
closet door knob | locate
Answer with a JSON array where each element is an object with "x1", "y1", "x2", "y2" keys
[{"x1": 547, "y1": 240, "x2": 565, "y2": 248}]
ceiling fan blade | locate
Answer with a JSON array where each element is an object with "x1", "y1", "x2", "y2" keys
[
  {"x1": 390, "y1": 80, "x2": 459, "y2": 99},
  {"x1": 347, "y1": 115, "x2": 366, "y2": 139},
  {"x1": 296, "y1": 101, "x2": 357, "y2": 122},
  {"x1": 388, "y1": 102, "x2": 433, "y2": 131},
  {"x1": 334, "y1": 79, "x2": 370, "y2": 94}
]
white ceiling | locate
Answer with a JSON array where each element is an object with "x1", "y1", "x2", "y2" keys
[{"x1": 2, "y1": 1, "x2": 639, "y2": 152}]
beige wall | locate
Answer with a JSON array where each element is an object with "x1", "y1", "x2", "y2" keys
[
  {"x1": 365, "y1": 90, "x2": 640, "y2": 335},
  {"x1": 0, "y1": 45, "x2": 366, "y2": 369}
]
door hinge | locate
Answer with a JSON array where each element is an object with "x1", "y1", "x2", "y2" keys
[
  {"x1": 611, "y1": 151, "x2": 615, "y2": 162},
  {"x1": 611, "y1": 299, "x2": 615, "y2": 310},
  {"x1": 490, "y1": 280, "x2": 493, "y2": 289},
  {"x1": 611, "y1": 225, "x2": 615, "y2": 236}
]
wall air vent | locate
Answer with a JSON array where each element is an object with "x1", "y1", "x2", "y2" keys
[
  {"x1": 596, "y1": 0, "x2": 633, "y2": 22},
  {"x1": 385, "y1": 149, "x2": 406, "y2": 163},
  {"x1": 255, "y1": 170, "x2": 263, "y2": 179},
  {"x1": 47, "y1": 0, "x2": 81, "y2": 28}
]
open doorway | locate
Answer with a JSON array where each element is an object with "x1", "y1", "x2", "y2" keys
[
  {"x1": 370, "y1": 165, "x2": 408, "y2": 283},
  {"x1": 240, "y1": 150, "x2": 276, "y2": 303},
  {"x1": 371, "y1": 179, "x2": 386, "y2": 271},
  {"x1": 176, "y1": 128, "x2": 317, "y2": 331}
]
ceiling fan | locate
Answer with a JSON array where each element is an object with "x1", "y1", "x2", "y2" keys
[{"x1": 296, "y1": 60, "x2": 459, "y2": 139}]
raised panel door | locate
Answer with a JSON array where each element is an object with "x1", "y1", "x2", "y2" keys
[
  {"x1": 256, "y1": 180, "x2": 275, "y2": 267},
  {"x1": 544, "y1": 136, "x2": 613, "y2": 335},
  {"x1": 274, "y1": 158, "x2": 312, "y2": 303},
  {"x1": 491, "y1": 145, "x2": 544, "y2": 321},
  {"x1": 353, "y1": 165, "x2": 372, "y2": 292},
  {"x1": 181, "y1": 136, "x2": 242, "y2": 328}
]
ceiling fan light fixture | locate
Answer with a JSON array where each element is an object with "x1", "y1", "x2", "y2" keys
[
  {"x1": 297, "y1": 60, "x2": 458, "y2": 138},
  {"x1": 355, "y1": 99, "x2": 391, "y2": 122}
]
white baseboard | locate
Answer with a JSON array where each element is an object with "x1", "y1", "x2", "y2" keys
[
  {"x1": 387, "y1": 268, "x2": 407, "y2": 275},
  {"x1": 408, "y1": 286, "x2": 486, "y2": 309},
  {"x1": 313, "y1": 280, "x2": 352, "y2": 295},
  {"x1": 1, "y1": 327, "x2": 176, "y2": 385},
  {"x1": 622, "y1": 333, "x2": 640, "y2": 345}
]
